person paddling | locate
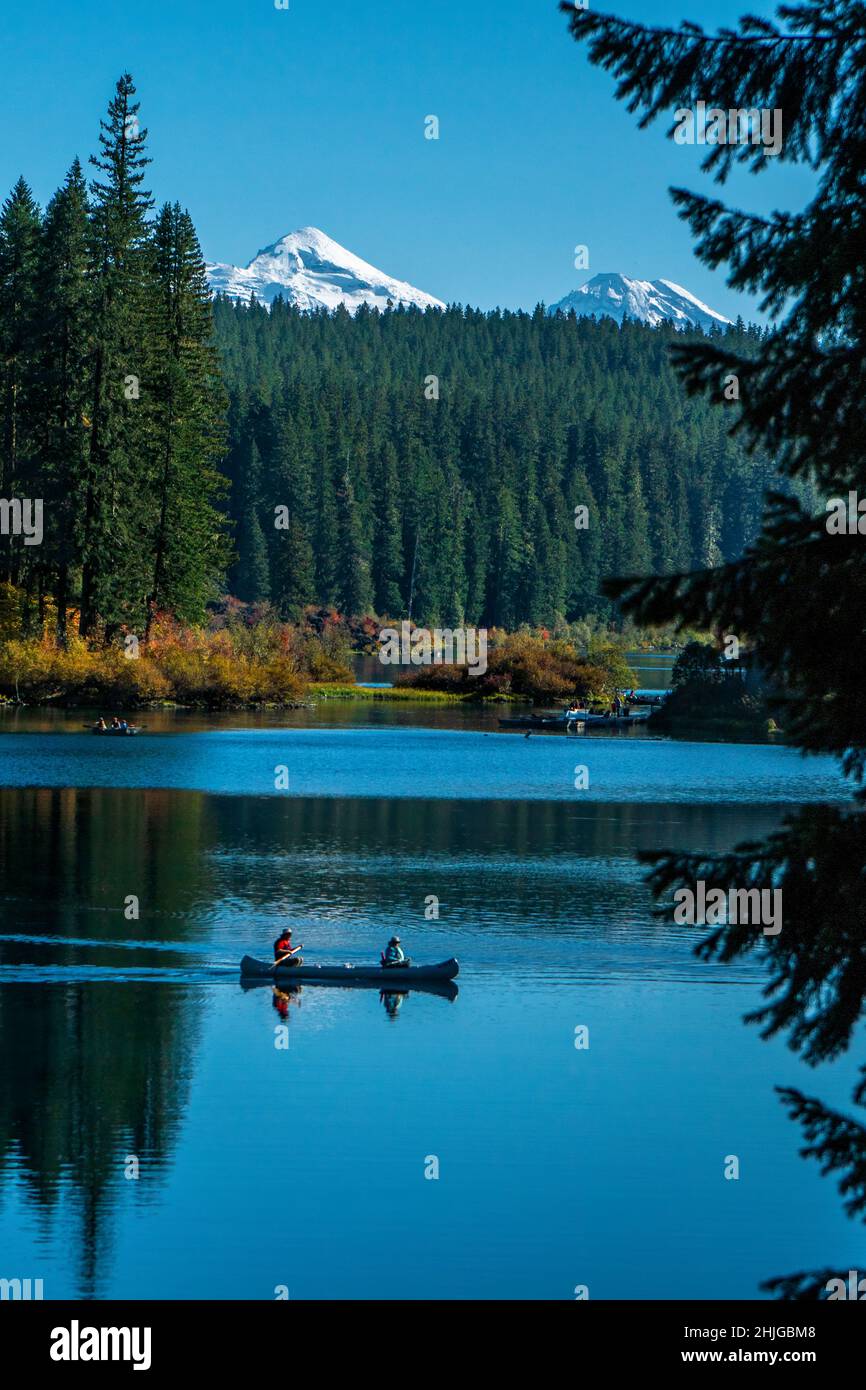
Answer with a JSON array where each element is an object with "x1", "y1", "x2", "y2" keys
[
  {"x1": 273, "y1": 928, "x2": 303, "y2": 968},
  {"x1": 381, "y1": 935, "x2": 409, "y2": 967}
]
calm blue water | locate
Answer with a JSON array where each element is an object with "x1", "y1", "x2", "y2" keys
[
  {"x1": 0, "y1": 725, "x2": 847, "y2": 802},
  {"x1": 0, "y1": 718, "x2": 857, "y2": 1299}
]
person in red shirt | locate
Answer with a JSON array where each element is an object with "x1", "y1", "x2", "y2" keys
[{"x1": 273, "y1": 928, "x2": 303, "y2": 966}]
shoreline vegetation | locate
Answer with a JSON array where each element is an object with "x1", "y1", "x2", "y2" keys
[
  {"x1": 0, "y1": 584, "x2": 772, "y2": 734},
  {"x1": 0, "y1": 596, "x2": 688, "y2": 712}
]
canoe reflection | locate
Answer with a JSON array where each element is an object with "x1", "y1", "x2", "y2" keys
[{"x1": 240, "y1": 975, "x2": 459, "y2": 1006}]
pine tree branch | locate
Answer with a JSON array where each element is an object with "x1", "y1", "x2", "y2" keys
[
  {"x1": 560, "y1": 4, "x2": 856, "y2": 176},
  {"x1": 776, "y1": 1087, "x2": 866, "y2": 1219},
  {"x1": 560, "y1": 10, "x2": 839, "y2": 45}
]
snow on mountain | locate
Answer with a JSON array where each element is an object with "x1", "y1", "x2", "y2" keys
[
  {"x1": 549, "y1": 273, "x2": 732, "y2": 331},
  {"x1": 206, "y1": 226, "x2": 445, "y2": 313}
]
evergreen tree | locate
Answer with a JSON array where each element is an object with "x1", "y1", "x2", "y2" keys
[
  {"x1": 370, "y1": 441, "x2": 404, "y2": 616},
  {"x1": 0, "y1": 177, "x2": 41, "y2": 587},
  {"x1": 145, "y1": 202, "x2": 229, "y2": 634},
  {"x1": 336, "y1": 457, "x2": 373, "y2": 617},
  {"x1": 272, "y1": 516, "x2": 316, "y2": 618},
  {"x1": 563, "y1": 0, "x2": 866, "y2": 1293},
  {"x1": 313, "y1": 450, "x2": 339, "y2": 605},
  {"x1": 233, "y1": 437, "x2": 270, "y2": 602},
  {"x1": 0, "y1": 78, "x2": 237, "y2": 643},
  {"x1": 268, "y1": 392, "x2": 317, "y2": 617},
  {"x1": 30, "y1": 161, "x2": 91, "y2": 644},
  {"x1": 80, "y1": 73, "x2": 153, "y2": 636}
]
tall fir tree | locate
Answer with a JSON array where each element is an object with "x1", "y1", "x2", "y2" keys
[
  {"x1": 81, "y1": 73, "x2": 153, "y2": 636},
  {"x1": 370, "y1": 441, "x2": 404, "y2": 616},
  {"x1": 144, "y1": 202, "x2": 229, "y2": 634},
  {"x1": 272, "y1": 515, "x2": 316, "y2": 618},
  {"x1": 232, "y1": 437, "x2": 270, "y2": 602},
  {"x1": 313, "y1": 450, "x2": 339, "y2": 605},
  {"x1": 30, "y1": 160, "x2": 91, "y2": 644},
  {"x1": 563, "y1": 0, "x2": 866, "y2": 1294},
  {"x1": 0, "y1": 177, "x2": 41, "y2": 587},
  {"x1": 271, "y1": 396, "x2": 317, "y2": 617},
  {"x1": 336, "y1": 456, "x2": 373, "y2": 617}
]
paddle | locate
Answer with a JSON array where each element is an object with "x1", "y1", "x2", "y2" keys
[{"x1": 272, "y1": 948, "x2": 303, "y2": 970}]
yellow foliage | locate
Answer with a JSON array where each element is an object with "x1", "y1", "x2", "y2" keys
[
  {"x1": 0, "y1": 612, "x2": 340, "y2": 708},
  {"x1": 259, "y1": 656, "x2": 307, "y2": 704}
]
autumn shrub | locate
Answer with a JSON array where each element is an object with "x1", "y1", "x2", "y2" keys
[
  {"x1": 585, "y1": 638, "x2": 639, "y2": 694},
  {"x1": 147, "y1": 643, "x2": 212, "y2": 703},
  {"x1": 113, "y1": 656, "x2": 172, "y2": 704},
  {"x1": 81, "y1": 648, "x2": 172, "y2": 705},
  {"x1": 303, "y1": 636, "x2": 353, "y2": 682},
  {"x1": 0, "y1": 638, "x2": 59, "y2": 699},
  {"x1": 259, "y1": 656, "x2": 308, "y2": 704},
  {"x1": 205, "y1": 653, "x2": 256, "y2": 705}
]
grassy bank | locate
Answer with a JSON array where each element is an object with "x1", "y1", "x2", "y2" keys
[{"x1": 309, "y1": 683, "x2": 475, "y2": 703}]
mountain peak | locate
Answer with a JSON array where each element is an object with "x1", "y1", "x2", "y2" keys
[
  {"x1": 548, "y1": 273, "x2": 731, "y2": 331},
  {"x1": 207, "y1": 227, "x2": 445, "y2": 314}
]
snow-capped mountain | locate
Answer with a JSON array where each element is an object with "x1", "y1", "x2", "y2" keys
[
  {"x1": 206, "y1": 226, "x2": 445, "y2": 313},
  {"x1": 549, "y1": 273, "x2": 731, "y2": 331}
]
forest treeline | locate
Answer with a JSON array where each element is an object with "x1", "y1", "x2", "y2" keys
[
  {"x1": 215, "y1": 297, "x2": 809, "y2": 628},
  {"x1": 1, "y1": 72, "x2": 812, "y2": 644}
]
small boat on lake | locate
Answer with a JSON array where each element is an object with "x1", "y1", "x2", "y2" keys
[
  {"x1": 86, "y1": 725, "x2": 142, "y2": 736},
  {"x1": 240, "y1": 954, "x2": 459, "y2": 984},
  {"x1": 498, "y1": 709, "x2": 651, "y2": 729}
]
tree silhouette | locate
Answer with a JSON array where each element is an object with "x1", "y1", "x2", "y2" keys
[{"x1": 562, "y1": 0, "x2": 866, "y2": 1295}]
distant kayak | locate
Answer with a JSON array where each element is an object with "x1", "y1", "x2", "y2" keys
[
  {"x1": 240, "y1": 954, "x2": 459, "y2": 984},
  {"x1": 86, "y1": 726, "x2": 142, "y2": 736}
]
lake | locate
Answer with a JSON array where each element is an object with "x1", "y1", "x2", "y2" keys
[{"x1": 0, "y1": 708, "x2": 858, "y2": 1299}]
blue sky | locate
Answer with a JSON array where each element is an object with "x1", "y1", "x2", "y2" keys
[{"x1": 0, "y1": 0, "x2": 817, "y2": 319}]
